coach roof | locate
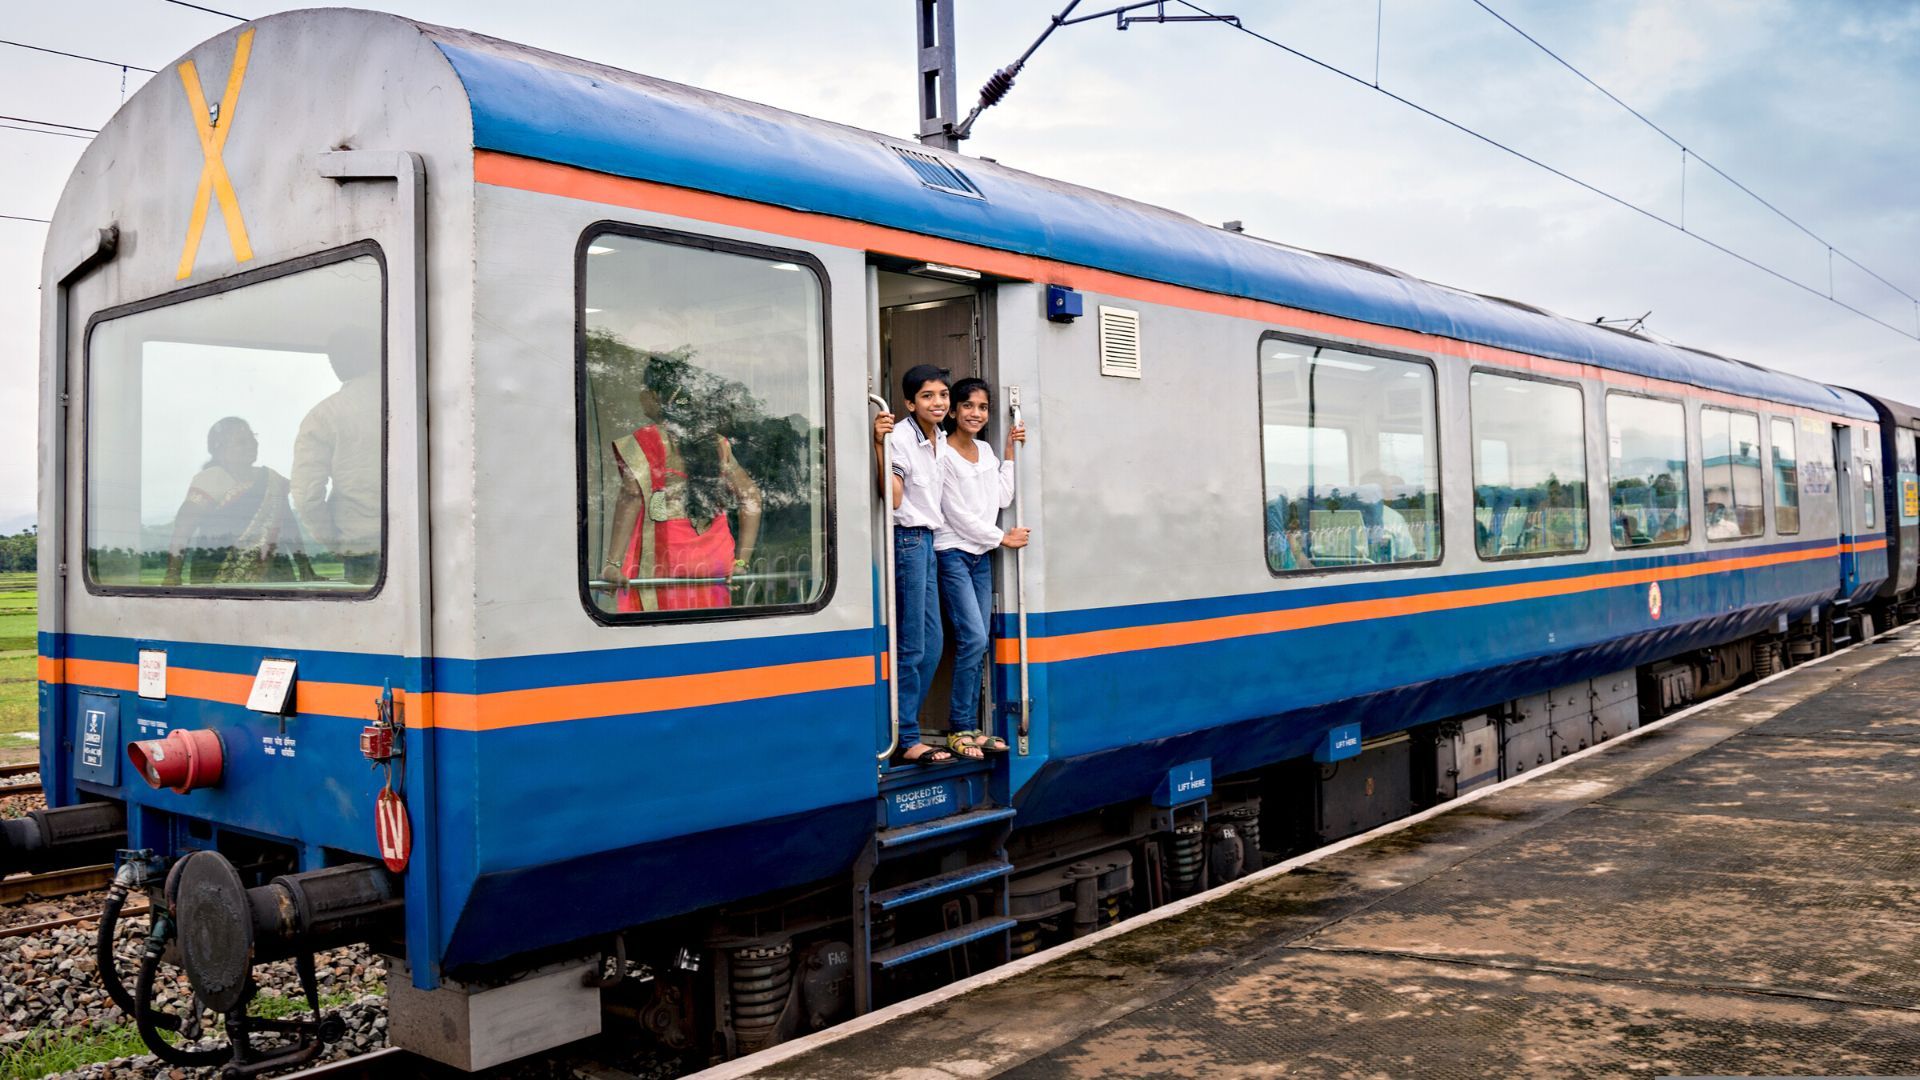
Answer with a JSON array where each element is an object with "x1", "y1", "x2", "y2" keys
[{"x1": 423, "y1": 21, "x2": 1872, "y2": 420}]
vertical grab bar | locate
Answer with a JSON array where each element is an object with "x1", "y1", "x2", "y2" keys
[
  {"x1": 1008, "y1": 386, "x2": 1031, "y2": 755},
  {"x1": 871, "y1": 390, "x2": 901, "y2": 765}
]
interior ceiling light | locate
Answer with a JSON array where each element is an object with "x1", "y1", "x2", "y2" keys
[{"x1": 910, "y1": 262, "x2": 982, "y2": 282}]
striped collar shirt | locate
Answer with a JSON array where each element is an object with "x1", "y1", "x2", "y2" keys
[{"x1": 886, "y1": 417, "x2": 946, "y2": 530}]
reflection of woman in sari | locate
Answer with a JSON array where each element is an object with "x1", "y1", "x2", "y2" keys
[
  {"x1": 597, "y1": 356, "x2": 763, "y2": 612},
  {"x1": 163, "y1": 417, "x2": 315, "y2": 586}
]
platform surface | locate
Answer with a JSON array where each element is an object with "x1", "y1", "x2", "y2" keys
[{"x1": 720, "y1": 628, "x2": 1920, "y2": 1079}]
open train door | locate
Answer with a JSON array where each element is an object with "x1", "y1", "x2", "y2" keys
[{"x1": 1835, "y1": 424, "x2": 1863, "y2": 599}]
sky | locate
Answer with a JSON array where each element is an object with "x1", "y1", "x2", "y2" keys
[{"x1": 2, "y1": 0, "x2": 1917, "y2": 533}]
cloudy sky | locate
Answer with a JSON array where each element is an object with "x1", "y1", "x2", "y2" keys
[{"x1": 2, "y1": 0, "x2": 1916, "y2": 531}]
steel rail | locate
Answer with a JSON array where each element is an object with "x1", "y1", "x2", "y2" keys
[
  {"x1": 0, "y1": 863, "x2": 114, "y2": 905},
  {"x1": 1, "y1": 901, "x2": 147, "y2": 939},
  {"x1": 283, "y1": 1047, "x2": 415, "y2": 1078}
]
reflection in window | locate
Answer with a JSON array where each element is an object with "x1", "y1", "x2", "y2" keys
[
  {"x1": 581, "y1": 231, "x2": 828, "y2": 617},
  {"x1": 1606, "y1": 394, "x2": 1689, "y2": 548},
  {"x1": 1258, "y1": 339, "x2": 1440, "y2": 573},
  {"x1": 1863, "y1": 460, "x2": 1877, "y2": 529},
  {"x1": 86, "y1": 254, "x2": 385, "y2": 593},
  {"x1": 1771, "y1": 418, "x2": 1799, "y2": 535},
  {"x1": 1702, "y1": 407, "x2": 1764, "y2": 540},
  {"x1": 1471, "y1": 373, "x2": 1587, "y2": 557}
]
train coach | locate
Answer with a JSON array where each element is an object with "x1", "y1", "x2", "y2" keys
[{"x1": 19, "y1": 8, "x2": 1920, "y2": 1073}]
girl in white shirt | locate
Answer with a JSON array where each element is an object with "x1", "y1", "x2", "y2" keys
[{"x1": 934, "y1": 377, "x2": 1029, "y2": 758}]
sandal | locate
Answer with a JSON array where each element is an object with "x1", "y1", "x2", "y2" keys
[
  {"x1": 893, "y1": 743, "x2": 955, "y2": 767},
  {"x1": 945, "y1": 731, "x2": 985, "y2": 760},
  {"x1": 949, "y1": 730, "x2": 1010, "y2": 757},
  {"x1": 972, "y1": 731, "x2": 1010, "y2": 755}
]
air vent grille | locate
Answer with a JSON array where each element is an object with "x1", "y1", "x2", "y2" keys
[
  {"x1": 891, "y1": 146, "x2": 983, "y2": 199},
  {"x1": 1098, "y1": 306, "x2": 1142, "y2": 379}
]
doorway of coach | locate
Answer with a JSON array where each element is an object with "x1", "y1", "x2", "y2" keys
[{"x1": 867, "y1": 263, "x2": 1020, "y2": 765}]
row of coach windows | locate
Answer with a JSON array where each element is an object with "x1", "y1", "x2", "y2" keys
[{"x1": 1258, "y1": 339, "x2": 1818, "y2": 574}]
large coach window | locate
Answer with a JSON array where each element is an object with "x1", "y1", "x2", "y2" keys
[
  {"x1": 1606, "y1": 394, "x2": 1689, "y2": 547},
  {"x1": 1471, "y1": 372, "x2": 1588, "y2": 558},
  {"x1": 1770, "y1": 418, "x2": 1800, "y2": 534},
  {"x1": 1257, "y1": 336, "x2": 1440, "y2": 573},
  {"x1": 1701, "y1": 406, "x2": 1764, "y2": 540},
  {"x1": 579, "y1": 228, "x2": 829, "y2": 620},
  {"x1": 85, "y1": 249, "x2": 385, "y2": 595}
]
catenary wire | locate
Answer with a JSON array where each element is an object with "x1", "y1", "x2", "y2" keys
[
  {"x1": 0, "y1": 114, "x2": 99, "y2": 134},
  {"x1": 0, "y1": 38, "x2": 157, "y2": 73},
  {"x1": 1174, "y1": 0, "x2": 1920, "y2": 343},
  {"x1": 158, "y1": 0, "x2": 246, "y2": 19},
  {"x1": 1466, "y1": 0, "x2": 1916, "y2": 307},
  {"x1": 0, "y1": 121, "x2": 93, "y2": 140}
]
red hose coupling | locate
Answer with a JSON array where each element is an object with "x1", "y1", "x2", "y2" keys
[{"x1": 126, "y1": 729, "x2": 225, "y2": 794}]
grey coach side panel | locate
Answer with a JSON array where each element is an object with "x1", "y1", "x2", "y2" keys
[
  {"x1": 466, "y1": 183, "x2": 877, "y2": 657},
  {"x1": 39, "y1": 10, "x2": 481, "y2": 659}
]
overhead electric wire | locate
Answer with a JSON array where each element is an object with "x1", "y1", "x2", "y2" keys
[
  {"x1": 1174, "y1": 0, "x2": 1920, "y2": 343},
  {"x1": 1466, "y1": 0, "x2": 1916, "y2": 308},
  {"x1": 0, "y1": 38, "x2": 157, "y2": 73},
  {"x1": 159, "y1": 0, "x2": 246, "y2": 20},
  {"x1": 0, "y1": 121, "x2": 92, "y2": 140},
  {"x1": 1, "y1": 213, "x2": 52, "y2": 224},
  {"x1": 0, "y1": 114, "x2": 98, "y2": 134}
]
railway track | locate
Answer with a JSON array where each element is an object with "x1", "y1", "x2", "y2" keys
[
  {"x1": 0, "y1": 862, "x2": 113, "y2": 905},
  {"x1": 0, "y1": 761, "x2": 42, "y2": 796},
  {"x1": 0, "y1": 898, "x2": 145, "y2": 939}
]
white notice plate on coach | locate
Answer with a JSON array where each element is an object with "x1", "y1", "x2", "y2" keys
[
  {"x1": 247, "y1": 658, "x2": 298, "y2": 714},
  {"x1": 137, "y1": 650, "x2": 167, "y2": 700}
]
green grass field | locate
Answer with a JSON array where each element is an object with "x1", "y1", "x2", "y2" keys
[{"x1": 0, "y1": 571, "x2": 39, "y2": 765}]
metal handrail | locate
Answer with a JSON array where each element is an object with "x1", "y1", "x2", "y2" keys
[
  {"x1": 1008, "y1": 386, "x2": 1031, "y2": 755},
  {"x1": 588, "y1": 572, "x2": 808, "y2": 589},
  {"x1": 871, "y1": 392, "x2": 901, "y2": 765}
]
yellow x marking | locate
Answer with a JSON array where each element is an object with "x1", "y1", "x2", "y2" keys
[{"x1": 175, "y1": 28, "x2": 256, "y2": 280}]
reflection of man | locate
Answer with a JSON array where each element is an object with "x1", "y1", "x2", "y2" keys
[
  {"x1": 1359, "y1": 470, "x2": 1418, "y2": 561},
  {"x1": 1705, "y1": 501, "x2": 1738, "y2": 540},
  {"x1": 292, "y1": 327, "x2": 382, "y2": 584}
]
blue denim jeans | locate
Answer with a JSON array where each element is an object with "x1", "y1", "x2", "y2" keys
[
  {"x1": 893, "y1": 527, "x2": 942, "y2": 751},
  {"x1": 937, "y1": 547, "x2": 994, "y2": 729}
]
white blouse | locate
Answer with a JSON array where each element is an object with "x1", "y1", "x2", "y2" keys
[{"x1": 934, "y1": 436, "x2": 1017, "y2": 554}]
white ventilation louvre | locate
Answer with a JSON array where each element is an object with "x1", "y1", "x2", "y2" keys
[{"x1": 1098, "y1": 306, "x2": 1142, "y2": 379}]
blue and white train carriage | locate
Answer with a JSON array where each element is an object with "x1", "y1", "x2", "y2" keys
[{"x1": 22, "y1": 8, "x2": 1918, "y2": 1072}]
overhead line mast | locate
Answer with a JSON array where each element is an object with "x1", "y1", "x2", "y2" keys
[{"x1": 916, "y1": 0, "x2": 1240, "y2": 152}]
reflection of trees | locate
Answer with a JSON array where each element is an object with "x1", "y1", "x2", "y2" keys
[{"x1": 584, "y1": 329, "x2": 821, "y2": 567}]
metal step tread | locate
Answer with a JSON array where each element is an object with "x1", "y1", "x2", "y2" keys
[
  {"x1": 878, "y1": 754, "x2": 991, "y2": 793},
  {"x1": 872, "y1": 916, "x2": 1017, "y2": 970},
  {"x1": 871, "y1": 859, "x2": 1014, "y2": 912},
  {"x1": 877, "y1": 806, "x2": 1017, "y2": 850}
]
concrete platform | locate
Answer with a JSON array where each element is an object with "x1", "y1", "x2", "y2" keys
[{"x1": 707, "y1": 627, "x2": 1920, "y2": 1079}]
